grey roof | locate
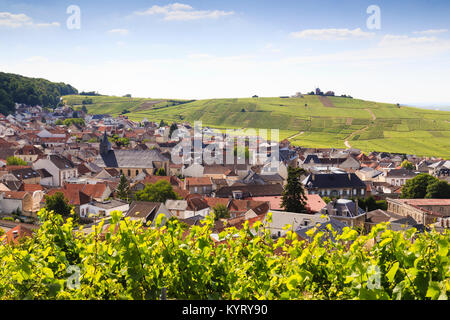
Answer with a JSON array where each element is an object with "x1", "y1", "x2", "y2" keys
[
  {"x1": 93, "y1": 149, "x2": 169, "y2": 168},
  {"x1": 295, "y1": 218, "x2": 348, "y2": 242},
  {"x1": 49, "y1": 154, "x2": 75, "y2": 170}
]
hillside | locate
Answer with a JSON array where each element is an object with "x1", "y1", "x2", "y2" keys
[
  {"x1": 0, "y1": 72, "x2": 78, "y2": 115},
  {"x1": 62, "y1": 94, "x2": 450, "y2": 158}
]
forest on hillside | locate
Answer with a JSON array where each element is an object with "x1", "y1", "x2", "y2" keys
[{"x1": 0, "y1": 72, "x2": 78, "y2": 115}]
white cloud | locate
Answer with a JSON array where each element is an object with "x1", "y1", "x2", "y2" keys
[
  {"x1": 0, "y1": 11, "x2": 60, "y2": 28},
  {"x1": 290, "y1": 28, "x2": 375, "y2": 40},
  {"x1": 413, "y1": 29, "x2": 448, "y2": 35},
  {"x1": 134, "y1": 3, "x2": 234, "y2": 21},
  {"x1": 108, "y1": 28, "x2": 129, "y2": 36},
  {"x1": 379, "y1": 34, "x2": 438, "y2": 47}
]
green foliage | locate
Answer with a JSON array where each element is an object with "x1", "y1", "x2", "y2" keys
[
  {"x1": 322, "y1": 196, "x2": 331, "y2": 204},
  {"x1": 0, "y1": 72, "x2": 77, "y2": 115},
  {"x1": 155, "y1": 168, "x2": 166, "y2": 176},
  {"x1": 6, "y1": 156, "x2": 27, "y2": 166},
  {"x1": 135, "y1": 180, "x2": 181, "y2": 203},
  {"x1": 213, "y1": 204, "x2": 230, "y2": 221},
  {"x1": 357, "y1": 196, "x2": 387, "y2": 212},
  {"x1": 0, "y1": 209, "x2": 448, "y2": 300},
  {"x1": 63, "y1": 118, "x2": 85, "y2": 127},
  {"x1": 401, "y1": 160, "x2": 414, "y2": 170},
  {"x1": 44, "y1": 192, "x2": 74, "y2": 217},
  {"x1": 426, "y1": 180, "x2": 450, "y2": 199},
  {"x1": 110, "y1": 134, "x2": 130, "y2": 148},
  {"x1": 401, "y1": 174, "x2": 439, "y2": 199},
  {"x1": 116, "y1": 174, "x2": 132, "y2": 202},
  {"x1": 281, "y1": 167, "x2": 308, "y2": 213}
]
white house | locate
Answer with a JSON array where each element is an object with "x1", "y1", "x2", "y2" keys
[{"x1": 33, "y1": 154, "x2": 78, "y2": 187}]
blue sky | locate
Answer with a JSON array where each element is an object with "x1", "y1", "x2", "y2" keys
[{"x1": 0, "y1": 0, "x2": 450, "y2": 107}]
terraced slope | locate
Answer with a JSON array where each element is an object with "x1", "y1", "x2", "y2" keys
[{"x1": 63, "y1": 94, "x2": 450, "y2": 158}]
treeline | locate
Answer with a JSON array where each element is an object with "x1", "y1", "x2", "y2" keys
[{"x1": 0, "y1": 72, "x2": 78, "y2": 115}]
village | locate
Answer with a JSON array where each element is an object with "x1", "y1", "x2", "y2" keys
[{"x1": 1, "y1": 102, "x2": 450, "y2": 245}]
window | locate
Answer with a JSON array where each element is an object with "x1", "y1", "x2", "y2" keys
[
  {"x1": 127, "y1": 170, "x2": 131, "y2": 177},
  {"x1": 136, "y1": 170, "x2": 139, "y2": 176}
]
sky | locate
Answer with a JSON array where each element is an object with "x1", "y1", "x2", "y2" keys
[{"x1": 0, "y1": 0, "x2": 449, "y2": 107}]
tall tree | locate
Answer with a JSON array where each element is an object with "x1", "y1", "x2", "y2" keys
[
  {"x1": 213, "y1": 204, "x2": 230, "y2": 221},
  {"x1": 169, "y1": 122, "x2": 178, "y2": 138},
  {"x1": 401, "y1": 173, "x2": 438, "y2": 199},
  {"x1": 281, "y1": 166, "x2": 308, "y2": 213},
  {"x1": 425, "y1": 180, "x2": 450, "y2": 199},
  {"x1": 44, "y1": 192, "x2": 73, "y2": 217},
  {"x1": 116, "y1": 174, "x2": 131, "y2": 202}
]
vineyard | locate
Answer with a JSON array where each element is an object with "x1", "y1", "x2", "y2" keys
[{"x1": 0, "y1": 208, "x2": 448, "y2": 300}]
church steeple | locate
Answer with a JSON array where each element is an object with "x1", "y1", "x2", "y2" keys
[{"x1": 100, "y1": 130, "x2": 111, "y2": 155}]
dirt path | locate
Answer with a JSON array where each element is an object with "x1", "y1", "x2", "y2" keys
[
  {"x1": 287, "y1": 131, "x2": 304, "y2": 140},
  {"x1": 318, "y1": 96, "x2": 335, "y2": 107},
  {"x1": 365, "y1": 108, "x2": 376, "y2": 121},
  {"x1": 344, "y1": 126, "x2": 370, "y2": 149}
]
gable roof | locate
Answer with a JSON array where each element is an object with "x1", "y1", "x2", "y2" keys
[
  {"x1": 214, "y1": 184, "x2": 284, "y2": 198},
  {"x1": 304, "y1": 173, "x2": 366, "y2": 189}
]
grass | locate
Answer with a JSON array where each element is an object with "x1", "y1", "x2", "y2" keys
[{"x1": 62, "y1": 94, "x2": 450, "y2": 158}]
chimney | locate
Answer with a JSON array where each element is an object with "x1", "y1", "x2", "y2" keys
[
  {"x1": 348, "y1": 173, "x2": 351, "y2": 180},
  {"x1": 311, "y1": 174, "x2": 315, "y2": 181}
]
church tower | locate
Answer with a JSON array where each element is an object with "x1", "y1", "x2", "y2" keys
[{"x1": 100, "y1": 131, "x2": 111, "y2": 155}]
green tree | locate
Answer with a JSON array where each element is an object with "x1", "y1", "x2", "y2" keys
[
  {"x1": 401, "y1": 173, "x2": 439, "y2": 199},
  {"x1": 213, "y1": 204, "x2": 230, "y2": 221},
  {"x1": 169, "y1": 122, "x2": 178, "y2": 138},
  {"x1": 401, "y1": 160, "x2": 414, "y2": 170},
  {"x1": 425, "y1": 180, "x2": 450, "y2": 199},
  {"x1": 116, "y1": 174, "x2": 132, "y2": 202},
  {"x1": 135, "y1": 180, "x2": 181, "y2": 203},
  {"x1": 281, "y1": 166, "x2": 308, "y2": 213},
  {"x1": 155, "y1": 168, "x2": 166, "y2": 176},
  {"x1": 6, "y1": 156, "x2": 27, "y2": 166},
  {"x1": 44, "y1": 192, "x2": 73, "y2": 217}
]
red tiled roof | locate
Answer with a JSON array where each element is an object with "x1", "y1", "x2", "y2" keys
[
  {"x1": 2, "y1": 191, "x2": 29, "y2": 200},
  {"x1": 185, "y1": 177, "x2": 212, "y2": 187}
]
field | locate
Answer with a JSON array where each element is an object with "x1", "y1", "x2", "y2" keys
[{"x1": 63, "y1": 94, "x2": 450, "y2": 158}]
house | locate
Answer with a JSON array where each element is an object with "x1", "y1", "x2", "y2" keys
[
  {"x1": 214, "y1": 184, "x2": 284, "y2": 199},
  {"x1": 249, "y1": 193, "x2": 326, "y2": 214},
  {"x1": 320, "y1": 199, "x2": 366, "y2": 227},
  {"x1": 33, "y1": 154, "x2": 78, "y2": 186},
  {"x1": 85, "y1": 199, "x2": 129, "y2": 219},
  {"x1": 203, "y1": 197, "x2": 270, "y2": 219},
  {"x1": 10, "y1": 167, "x2": 41, "y2": 185},
  {"x1": 386, "y1": 198, "x2": 450, "y2": 227},
  {"x1": 295, "y1": 217, "x2": 348, "y2": 242},
  {"x1": 184, "y1": 177, "x2": 213, "y2": 195},
  {"x1": 93, "y1": 132, "x2": 170, "y2": 178},
  {"x1": 14, "y1": 145, "x2": 44, "y2": 163},
  {"x1": 381, "y1": 169, "x2": 418, "y2": 186},
  {"x1": 1, "y1": 223, "x2": 37, "y2": 245},
  {"x1": 45, "y1": 189, "x2": 91, "y2": 218},
  {"x1": 165, "y1": 196, "x2": 210, "y2": 219},
  {"x1": 63, "y1": 183, "x2": 112, "y2": 202},
  {"x1": 364, "y1": 209, "x2": 427, "y2": 232},
  {"x1": 303, "y1": 173, "x2": 367, "y2": 199},
  {"x1": 263, "y1": 210, "x2": 327, "y2": 239},
  {"x1": 124, "y1": 201, "x2": 171, "y2": 225},
  {"x1": 0, "y1": 191, "x2": 42, "y2": 218}
]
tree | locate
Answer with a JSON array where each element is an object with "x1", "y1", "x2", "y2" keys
[
  {"x1": 169, "y1": 122, "x2": 178, "y2": 138},
  {"x1": 213, "y1": 204, "x2": 230, "y2": 221},
  {"x1": 135, "y1": 180, "x2": 181, "y2": 203},
  {"x1": 401, "y1": 160, "x2": 414, "y2": 170},
  {"x1": 155, "y1": 168, "x2": 166, "y2": 176},
  {"x1": 425, "y1": 180, "x2": 450, "y2": 199},
  {"x1": 281, "y1": 166, "x2": 308, "y2": 213},
  {"x1": 81, "y1": 105, "x2": 88, "y2": 113},
  {"x1": 116, "y1": 174, "x2": 131, "y2": 202},
  {"x1": 401, "y1": 173, "x2": 439, "y2": 199},
  {"x1": 6, "y1": 156, "x2": 27, "y2": 166},
  {"x1": 44, "y1": 192, "x2": 73, "y2": 217}
]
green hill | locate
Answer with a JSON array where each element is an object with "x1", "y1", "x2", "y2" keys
[
  {"x1": 0, "y1": 72, "x2": 78, "y2": 115},
  {"x1": 63, "y1": 94, "x2": 450, "y2": 158}
]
